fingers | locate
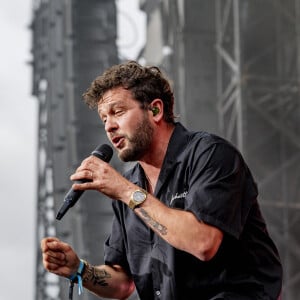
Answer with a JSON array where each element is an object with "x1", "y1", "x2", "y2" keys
[
  {"x1": 41, "y1": 237, "x2": 80, "y2": 277},
  {"x1": 41, "y1": 237, "x2": 58, "y2": 252},
  {"x1": 69, "y1": 155, "x2": 125, "y2": 199},
  {"x1": 41, "y1": 238, "x2": 69, "y2": 263},
  {"x1": 78, "y1": 156, "x2": 101, "y2": 172},
  {"x1": 43, "y1": 238, "x2": 74, "y2": 255},
  {"x1": 71, "y1": 170, "x2": 93, "y2": 182},
  {"x1": 70, "y1": 156, "x2": 102, "y2": 182},
  {"x1": 70, "y1": 156, "x2": 111, "y2": 191},
  {"x1": 41, "y1": 238, "x2": 65, "y2": 266}
]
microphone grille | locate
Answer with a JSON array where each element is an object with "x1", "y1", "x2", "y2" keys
[{"x1": 92, "y1": 144, "x2": 113, "y2": 162}]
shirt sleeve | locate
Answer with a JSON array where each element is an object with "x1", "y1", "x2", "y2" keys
[
  {"x1": 185, "y1": 140, "x2": 258, "y2": 239},
  {"x1": 104, "y1": 203, "x2": 131, "y2": 275}
]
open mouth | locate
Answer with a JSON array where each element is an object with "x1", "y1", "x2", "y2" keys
[{"x1": 112, "y1": 135, "x2": 125, "y2": 148}]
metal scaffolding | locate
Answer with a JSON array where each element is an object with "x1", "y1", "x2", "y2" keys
[
  {"x1": 31, "y1": 1, "x2": 118, "y2": 299},
  {"x1": 32, "y1": 0, "x2": 63, "y2": 297},
  {"x1": 32, "y1": 0, "x2": 300, "y2": 298},
  {"x1": 216, "y1": 0, "x2": 244, "y2": 152},
  {"x1": 35, "y1": 79, "x2": 60, "y2": 300},
  {"x1": 216, "y1": 1, "x2": 300, "y2": 298}
]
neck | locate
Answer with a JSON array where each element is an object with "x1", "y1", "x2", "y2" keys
[
  {"x1": 139, "y1": 122, "x2": 175, "y2": 168},
  {"x1": 138, "y1": 122, "x2": 175, "y2": 192}
]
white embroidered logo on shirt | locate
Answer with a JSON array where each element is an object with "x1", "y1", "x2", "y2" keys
[{"x1": 170, "y1": 191, "x2": 188, "y2": 206}]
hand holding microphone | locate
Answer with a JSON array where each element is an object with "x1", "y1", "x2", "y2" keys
[{"x1": 56, "y1": 144, "x2": 113, "y2": 220}]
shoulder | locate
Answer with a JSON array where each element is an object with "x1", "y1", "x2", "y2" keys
[
  {"x1": 187, "y1": 130, "x2": 241, "y2": 160},
  {"x1": 174, "y1": 123, "x2": 237, "y2": 151},
  {"x1": 170, "y1": 123, "x2": 245, "y2": 168},
  {"x1": 180, "y1": 131, "x2": 254, "y2": 184}
]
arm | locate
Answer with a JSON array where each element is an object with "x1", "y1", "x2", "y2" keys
[
  {"x1": 133, "y1": 196, "x2": 223, "y2": 261},
  {"x1": 70, "y1": 157, "x2": 223, "y2": 261},
  {"x1": 41, "y1": 237, "x2": 135, "y2": 299}
]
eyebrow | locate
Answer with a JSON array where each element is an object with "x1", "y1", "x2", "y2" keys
[
  {"x1": 98, "y1": 102, "x2": 131, "y2": 118},
  {"x1": 98, "y1": 101, "x2": 118, "y2": 114}
]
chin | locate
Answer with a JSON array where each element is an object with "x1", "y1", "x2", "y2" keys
[
  {"x1": 117, "y1": 147, "x2": 129, "y2": 162},
  {"x1": 118, "y1": 148, "x2": 140, "y2": 162}
]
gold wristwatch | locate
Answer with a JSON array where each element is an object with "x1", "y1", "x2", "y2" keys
[{"x1": 128, "y1": 189, "x2": 147, "y2": 210}]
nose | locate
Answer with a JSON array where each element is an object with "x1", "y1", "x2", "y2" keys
[{"x1": 104, "y1": 116, "x2": 118, "y2": 133}]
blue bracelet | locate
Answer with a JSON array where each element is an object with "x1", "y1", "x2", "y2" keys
[{"x1": 69, "y1": 259, "x2": 86, "y2": 295}]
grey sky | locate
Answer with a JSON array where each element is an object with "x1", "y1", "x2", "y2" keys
[{"x1": 0, "y1": 1, "x2": 36, "y2": 299}]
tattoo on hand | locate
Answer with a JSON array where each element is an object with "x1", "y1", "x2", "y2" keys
[
  {"x1": 83, "y1": 263, "x2": 111, "y2": 287},
  {"x1": 140, "y1": 208, "x2": 168, "y2": 235}
]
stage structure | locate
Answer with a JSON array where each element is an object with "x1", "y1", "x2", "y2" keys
[
  {"x1": 31, "y1": 0, "x2": 300, "y2": 299},
  {"x1": 141, "y1": 0, "x2": 300, "y2": 299},
  {"x1": 216, "y1": 1, "x2": 300, "y2": 298},
  {"x1": 31, "y1": 1, "x2": 119, "y2": 299}
]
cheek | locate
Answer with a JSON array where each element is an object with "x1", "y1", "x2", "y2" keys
[{"x1": 122, "y1": 115, "x2": 140, "y2": 130}]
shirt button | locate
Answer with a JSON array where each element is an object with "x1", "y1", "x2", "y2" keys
[{"x1": 155, "y1": 290, "x2": 161, "y2": 296}]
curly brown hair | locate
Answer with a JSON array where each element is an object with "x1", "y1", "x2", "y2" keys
[{"x1": 82, "y1": 61, "x2": 175, "y2": 123}]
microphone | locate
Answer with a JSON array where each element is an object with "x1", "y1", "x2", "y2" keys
[{"x1": 56, "y1": 144, "x2": 113, "y2": 220}]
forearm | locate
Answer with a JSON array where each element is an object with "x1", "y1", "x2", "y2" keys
[
  {"x1": 133, "y1": 193, "x2": 223, "y2": 261},
  {"x1": 82, "y1": 262, "x2": 135, "y2": 300},
  {"x1": 41, "y1": 238, "x2": 134, "y2": 299}
]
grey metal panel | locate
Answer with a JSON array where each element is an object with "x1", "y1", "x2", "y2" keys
[
  {"x1": 32, "y1": 1, "x2": 119, "y2": 299},
  {"x1": 142, "y1": 0, "x2": 300, "y2": 298}
]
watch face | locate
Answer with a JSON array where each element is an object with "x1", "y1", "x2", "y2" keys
[
  {"x1": 133, "y1": 190, "x2": 147, "y2": 203},
  {"x1": 129, "y1": 189, "x2": 147, "y2": 210}
]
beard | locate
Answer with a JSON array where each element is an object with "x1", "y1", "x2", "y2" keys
[{"x1": 118, "y1": 114, "x2": 154, "y2": 162}]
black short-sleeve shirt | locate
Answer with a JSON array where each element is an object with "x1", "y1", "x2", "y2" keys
[{"x1": 104, "y1": 122, "x2": 282, "y2": 300}]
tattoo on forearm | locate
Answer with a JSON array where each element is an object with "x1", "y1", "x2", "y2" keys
[
  {"x1": 83, "y1": 263, "x2": 111, "y2": 287},
  {"x1": 139, "y1": 208, "x2": 168, "y2": 235}
]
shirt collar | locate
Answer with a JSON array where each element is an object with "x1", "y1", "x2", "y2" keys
[
  {"x1": 155, "y1": 122, "x2": 190, "y2": 193},
  {"x1": 126, "y1": 122, "x2": 191, "y2": 193}
]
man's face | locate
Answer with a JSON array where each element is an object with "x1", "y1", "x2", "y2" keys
[{"x1": 98, "y1": 87, "x2": 154, "y2": 162}]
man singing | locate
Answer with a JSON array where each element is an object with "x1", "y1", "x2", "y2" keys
[{"x1": 41, "y1": 61, "x2": 282, "y2": 300}]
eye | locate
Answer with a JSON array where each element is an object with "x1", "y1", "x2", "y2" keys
[
  {"x1": 100, "y1": 115, "x2": 107, "y2": 124},
  {"x1": 114, "y1": 108, "x2": 125, "y2": 116}
]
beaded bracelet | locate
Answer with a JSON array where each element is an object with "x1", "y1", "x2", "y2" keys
[{"x1": 68, "y1": 259, "x2": 86, "y2": 299}]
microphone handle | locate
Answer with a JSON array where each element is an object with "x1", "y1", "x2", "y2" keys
[{"x1": 55, "y1": 179, "x2": 90, "y2": 220}]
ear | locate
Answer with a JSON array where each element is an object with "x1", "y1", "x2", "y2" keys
[
  {"x1": 149, "y1": 99, "x2": 163, "y2": 120},
  {"x1": 151, "y1": 106, "x2": 160, "y2": 116}
]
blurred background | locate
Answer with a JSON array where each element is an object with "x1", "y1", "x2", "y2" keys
[
  {"x1": 0, "y1": 1, "x2": 37, "y2": 300},
  {"x1": 1, "y1": 0, "x2": 300, "y2": 299}
]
